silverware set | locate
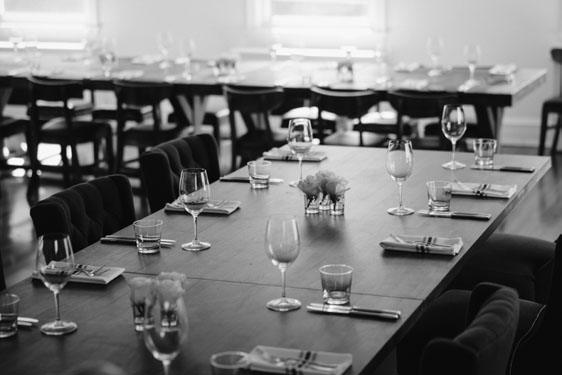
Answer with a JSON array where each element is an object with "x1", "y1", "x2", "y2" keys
[{"x1": 73, "y1": 264, "x2": 105, "y2": 277}]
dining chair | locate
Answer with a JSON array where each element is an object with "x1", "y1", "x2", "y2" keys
[
  {"x1": 29, "y1": 174, "x2": 135, "y2": 252},
  {"x1": 113, "y1": 80, "x2": 182, "y2": 176},
  {"x1": 538, "y1": 48, "x2": 562, "y2": 155},
  {"x1": 310, "y1": 86, "x2": 390, "y2": 146},
  {"x1": 139, "y1": 133, "x2": 220, "y2": 213},
  {"x1": 223, "y1": 85, "x2": 286, "y2": 171},
  {"x1": 397, "y1": 282, "x2": 520, "y2": 375},
  {"x1": 0, "y1": 247, "x2": 6, "y2": 291},
  {"x1": 27, "y1": 76, "x2": 114, "y2": 186}
]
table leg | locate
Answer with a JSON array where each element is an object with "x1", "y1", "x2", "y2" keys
[
  {"x1": 172, "y1": 94, "x2": 209, "y2": 134},
  {"x1": 475, "y1": 105, "x2": 505, "y2": 149}
]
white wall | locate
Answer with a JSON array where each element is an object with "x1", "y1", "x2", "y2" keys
[{"x1": 99, "y1": 0, "x2": 562, "y2": 146}]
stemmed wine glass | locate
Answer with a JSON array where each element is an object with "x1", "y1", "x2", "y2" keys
[
  {"x1": 441, "y1": 104, "x2": 467, "y2": 170},
  {"x1": 157, "y1": 31, "x2": 174, "y2": 69},
  {"x1": 463, "y1": 44, "x2": 481, "y2": 85},
  {"x1": 287, "y1": 118, "x2": 313, "y2": 187},
  {"x1": 264, "y1": 215, "x2": 301, "y2": 312},
  {"x1": 426, "y1": 36, "x2": 444, "y2": 77},
  {"x1": 179, "y1": 168, "x2": 211, "y2": 251},
  {"x1": 35, "y1": 233, "x2": 77, "y2": 335},
  {"x1": 143, "y1": 281, "x2": 189, "y2": 375},
  {"x1": 386, "y1": 139, "x2": 414, "y2": 216},
  {"x1": 179, "y1": 37, "x2": 196, "y2": 80},
  {"x1": 98, "y1": 37, "x2": 117, "y2": 78}
]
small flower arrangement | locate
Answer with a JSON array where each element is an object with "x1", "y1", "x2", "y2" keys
[{"x1": 297, "y1": 170, "x2": 349, "y2": 215}]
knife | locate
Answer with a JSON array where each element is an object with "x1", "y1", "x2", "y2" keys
[
  {"x1": 219, "y1": 176, "x2": 284, "y2": 184},
  {"x1": 100, "y1": 236, "x2": 176, "y2": 247},
  {"x1": 417, "y1": 210, "x2": 491, "y2": 220},
  {"x1": 470, "y1": 165, "x2": 535, "y2": 173},
  {"x1": 306, "y1": 303, "x2": 401, "y2": 321},
  {"x1": 0, "y1": 315, "x2": 38, "y2": 327}
]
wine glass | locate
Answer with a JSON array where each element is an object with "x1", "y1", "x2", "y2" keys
[
  {"x1": 264, "y1": 215, "x2": 301, "y2": 312},
  {"x1": 157, "y1": 31, "x2": 174, "y2": 69},
  {"x1": 179, "y1": 168, "x2": 211, "y2": 251},
  {"x1": 9, "y1": 33, "x2": 24, "y2": 62},
  {"x1": 143, "y1": 281, "x2": 189, "y2": 375},
  {"x1": 426, "y1": 36, "x2": 444, "y2": 77},
  {"x1": 98, "y1": 37, "x2": 117, "y2": 78},
  {"x1": 287, "y1": 118, "x2": 313, "y2": 187},
  {"x1": 35, "y1": 233, "x2": 77, "y2": 335},
  {"x1": 463, "y1": 44, "x2": 481, "y2": 85},
  {"x1": 386, "y1": 139, "x2": 414, "y2": 216},
  {"x1": 441, "y1": 104, "x2": 467, "y2": 170},
  {"x1": 179, "y1": 37, "x2": 196, "y2": 80}
]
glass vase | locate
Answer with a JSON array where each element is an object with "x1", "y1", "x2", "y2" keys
[
  {"x1": 330, "y1": 193, "x2": 345, "y2": 216},
  {"x1": 304, "y1": 194, "x2": 320, "y2": 215}
]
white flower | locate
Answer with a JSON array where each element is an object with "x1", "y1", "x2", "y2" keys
[
  {"x1": 324, "y1": 176, "x2": 349, "y2": 201},
  {"x1": 157, "y1": 272, "x2": 190, "y2": 290},
  {"x1": 297, "y1": 175, "x2": 321, "y2": 197},
  {"x1": 315, "y1": 170, "x2": 336, "y2": 192},
  {"x1": 155, "y1": 279, "x2": 185, "y2": 309}
]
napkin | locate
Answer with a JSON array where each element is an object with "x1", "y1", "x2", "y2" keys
[
  {"x1": 131, "y1": 55, "x2": 162, "y2": 65},
  {"x1": 165, "y1": 198, "x2": 241, "y2": 215},
  {"x1": 489, "y1": 64, "x2": 517, "y2": 76},
  {"x1": 32, "y1": 263, "x2": 125, "y2": 285},
  {"x1": 113, "y1": 69, "x2": 144, "y2": 79},
  {"x1": 393, "y1": 78, "x2": 429, "y2": 90},
  {"x1": 394, "y1": 62, "x2": 421, "y2": 72},
  {"x1": 263, "y1": 146, "x2": 327, "y2": 162},
  {"x1": 451, "y1": 182, "x2": 516, "y2": 199},
  {"x1": 247, "y1": 345, "x2": 352, "y2": 375},
  {"x1": 380, "y1": 235, "x2": 463, "y2": 256}
]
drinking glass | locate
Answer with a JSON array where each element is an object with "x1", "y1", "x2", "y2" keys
[
  {"x1": 35, "y1": 233, "x2": 77, "y2": 335},
  {"x1": 8, "y1": 34, "x2": 24, "y2": 62},
  {"x1": 98, "y1": 37, "x2": 117, "y2": 78},
  {"x1": 264, "y1": 215, "x2": 301, "y2": 312},
  {"x1": 179, "y1": 37, "x2": 196, "y2": 80},
  {"x1": 287, "y1": 118, "x2": 313, "y2": 187},
  {"x1": 386, "y1": 139, "x2": 414, "y2": 216},
  {"x1": 464, "y1": 44, "x2": 481, "y2": 84},
  {"x1": 143, "y1": 281, "x2": 188, "y2": 375},
  {"x1": 157, "y1": 31, "x2": 174, "y2": 69},
  {"x1": 441, "y1": 104, "x2": 467, "y2": 170},
  {"x1": 179, "y1": 168, "x2": 211, "y2": 251},
  {"x1": 426, "y1": 36, "x2": 444, "y2": 77}
]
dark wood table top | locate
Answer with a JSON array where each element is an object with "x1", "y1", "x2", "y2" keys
[{"x1": 0, "y1": 146, "x2": 551, "y2": 375}]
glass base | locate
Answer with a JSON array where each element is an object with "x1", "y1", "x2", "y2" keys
[
  {"x1": 387, "y1": 207, "x2": 415, "y2": 216},
  {"x1": 266, "y1": 297, "x2": 301, "y2": 312},
  {"x1": 40, "y1": 320, "x2": 77, "y2": 336},
  {"x1": 181, "y1": 241, "x2": 211, "y2": 252},
  {"x1": 441, "y1": 160, "x2": 466, "y2": 170}
]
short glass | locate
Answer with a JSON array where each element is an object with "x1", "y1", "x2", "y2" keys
[
  {"x1": 426, "y1": 180, "x2": 452, "y2": 212},
  {"x1": 319, "y1": 264, "x2": 353, "y2": 305},
  {"x1": 210, "y1": 351, "x2": 249, "y2": 375},
  {"x1": 473, "y1": 138, "x2": 497, "y2": 168},
  {"x1": 133, "y1": 219, "x2": 163, "y2": 254},
  {"x1": 247, "y1": 160, "x2": 272, "y2": 189},
  {"x1": 127, "y1": 276, "x2": 153, "y2": 332},
  {"x1": 330, "y1": 193, "x2": 345, "y2": 216},
  {"x1": 0, "y1": 293, "x2": 19, "y2": 338},
  {"x1": 304, "y1": 194, "x2": 321, "y2": 215}
]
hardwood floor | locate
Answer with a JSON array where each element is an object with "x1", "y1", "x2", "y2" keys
[{"x1": 1, "y1": 145, "x2": 561, "y2": 289}]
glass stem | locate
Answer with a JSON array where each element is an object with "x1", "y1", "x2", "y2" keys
[
  {"x1": 297, "y1": 155, "x2": 304, "y2": 182},
  {"x1": 53, "y1": 291, "x2": 61, "y2": 322},
  {"x1": 469, "y1": 64, "x2": 475, "y2": 81},
  {"x1": 280, "y1": 267, "x2": 287, "y2": 298},
  {"x1": 192, "y1": 215, "x2": 199, "y2": 244},
  {"x1": 162, "y1": 360, "x2": 171, "y2": 375},
  {"x1": 397, "y1": 181, "x2": 404, "y2": 210},
  {"x1": 451, "y1": 141, "x2": 457, "y2": 165}
]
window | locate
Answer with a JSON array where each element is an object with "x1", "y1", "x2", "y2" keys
[{"x1": 0, "y1": 0, "x2": 98, "y2": 50}]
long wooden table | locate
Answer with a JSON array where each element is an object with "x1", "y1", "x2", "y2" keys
[
  {"x1": 0, "y1": 53, "x2": 546, "y2": 142},
  {"x1": 0, "y1": 147, "x2": 551, "y2": 375}
]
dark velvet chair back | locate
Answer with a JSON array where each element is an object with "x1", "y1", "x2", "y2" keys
[
  {"x1": 0, "y1": 246, "x2": 5, "y2": 291},
  {"x1": 420, "y1": 283, "x2": 519, "y2": 375},
  {"x1": 30, "y1": 175, "x2": 135, "y2": 252},
  {"x1": 140, "y1": 134, "x2": 220, "y2": 213}
]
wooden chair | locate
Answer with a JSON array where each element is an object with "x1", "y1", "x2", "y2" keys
[
  {"x1": 29, "y1": 174, "x2": 135, "y2": 252},
  {"x1": 223, "y1": 85, "x2": 286, "y2": 171},
  {"x1": 140, "y1": 134, "x2": 220, "y2": 213},
  {"x1": 114, "y1": 81, "x2": 182, "y2": 176},
  {"x1": 28, "y1": 77, "x2": 114, "y2": 186},
  {"x1": 310, "y1": 86, "x2": 388, "y2": 146},
  {"x1": 539, "y1": 48, "x2": 562, "y2": 155}
]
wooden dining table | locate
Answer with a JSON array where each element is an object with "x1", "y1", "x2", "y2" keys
[
  {"x1": 0, "y1": 146, "x2": 551, "y2": 375},
  {"x1": 0, "y1": 53, "x2": 546, "y2": 144}
]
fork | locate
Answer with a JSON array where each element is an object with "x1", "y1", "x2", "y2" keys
[{"x1": 254, "y1": 347, "x2": 337, "y2": 372}]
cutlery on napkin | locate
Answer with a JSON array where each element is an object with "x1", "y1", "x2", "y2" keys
[
  {"x1": 247, "y1": 345, "x2": 352, "y2": 375},
  {"x1": 470, "y1": 165, "x2": 535, "y2": 173},
  {"x1": 219, "y1": 176, "x2": 284, "y2": 184},
  {"x1": 165, "y1": 199, "x2": 241, "y2": 215},
  {"x1": 0, "y1": 315, "x2": 39, "y2": 327},
  {"x1": 263, "y1": 146, "x2": 327, "y2": 162},
  {"x1": 380, "y1": 234, "x2": 463, "y2": 256},
  {"x1": 451, "y1": 181, "x2": 516, "y2": 199},
  {"x1": 100, "y1": 236, "x2": 176, "y2": 247},
  {"x1": 417, "y1": 210, "x2": 491, "y2": 221},
  {"x1": 307, "y1": 303, "x2": 401, "y2": 321}
]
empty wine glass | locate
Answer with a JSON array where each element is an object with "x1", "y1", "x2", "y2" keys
[
  {"x1": 264, "y1": 215, "x2": 301, "y2": 312},
  {"x1": 426, "y1": 36, "x2": 444, "y2": 77},
  {"x1": 464, "y1": 44, "x2": 481, "y2": 85},
  {"x1": 441, "y1": 104, "x2": 467, "y2": 170},
  {"x1": 386, "y1": 139, "x2": 414, "y2": 216},
  {"x1": 179, "y1": 168, "x2": 211, "y2": 251},
  {"x1": 35, "y1": 233, "x2": 77, "y2": 335},
  {"x1": 143, "y1": 280, "x2": 188, "y2": 375},
  {"x1": 98, "y1": 37, "x2": 117, "y2": 78},
  {"x1": 8, "y1": 33, "x2": 24, "y2": 63},
  {"x1": 179, "y1": 37, "x2": 196, "y2": 80},
  {"x1": 287, "y1": 118, "x2": 313, "y2": 187},
  {"x1": 157, "y1": 31, "x2": 174, "y2": 69}
]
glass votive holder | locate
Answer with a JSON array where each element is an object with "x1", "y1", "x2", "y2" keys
[
  {"x1": 473, "y1": 138, "x2": 497, "y2": 168},
  {"x1": 210, "y1": 351, "x2": 249, "y2": 375},
  {"x1": 319, "y1": 194, "x2": 331, "y2": 211},
  {"x1": 330, "y1": 193, "x2": 345, "y2": 216},
  {"x1": 0, "y1": 293, "x2": 20, "y2": 338},
  {"x1": 426, "y1": 180, "x2": 452, "y2": 212},
  {"x1": 319, "y1": 264, "x2": 353, "y2": 305},
  {"x1": 247, "y1": 160, "x2": 272, "y2": 189},
  {"x1": 126, "y1": 276, "x2": 153, "y2": 332},
  {"x1": 133, "y1": 219, "x2": 163, "y2": 254},
  {"x1": 304, "y1": 194, "x2": 321, "y2": 215}
]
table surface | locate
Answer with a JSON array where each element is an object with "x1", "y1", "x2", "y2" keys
[{"x1": 0, "y1": 146, "x2": 551, "y2": 375}]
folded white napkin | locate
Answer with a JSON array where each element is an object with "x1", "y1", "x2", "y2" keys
[
  {"x1": 131, "y1": 55, "x2": 162, "y2": 65},
  {"x1": 394, "y1": 62, "x2": 421, "y2": 72},
  {"x1": 263, "y1": 145, "x2": 327, "y2": 162},
  {"x1": 247, "y1": 345, "x2": 352, "y2": 375},
  {"x1": 165, "y1": 198, "x2": 241, "y2": 215},
  {"x1": 489, "y1": 64, "x2": 517, "y2": 76},
  {"x1": 394, "y1": 78, "x2": 429, "y2": 90},
  {"x1": 113, "y1": 69, "x2": 144, "y2": 80},
  {"x1": 451, "y1": 182, "x2": 516, "y2": 198},
  {"x1": 32, "y1": 263, "x2": 124, "y2": 285},
  {"x1": 380, "y1": 235, "x2": 463, "y2": 256}
]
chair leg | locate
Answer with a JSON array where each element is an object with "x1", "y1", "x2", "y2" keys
[
  {"x1": 551, "y1": 115, "x2": 562, "y2": 157},
  {"x1": 105, "y1": 128, "x2": 114, "y2": 173},
  {"x1": 93, "y1": 139, "x2": 100, "y2": 176},
  {"x1": 539, "y1": 106, "x2": 549, "y2": 155},
  {"x1": 60, "y1": 144, "x2": 71, "y2": 187},
  {"x1": 69, "y1": 143, "x2": 82, "y2": 185}
]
